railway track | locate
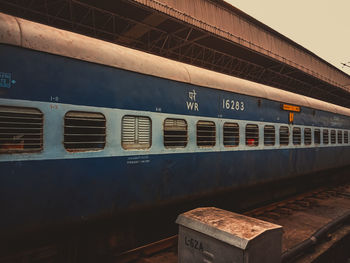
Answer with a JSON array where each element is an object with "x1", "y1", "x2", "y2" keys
[
  {"x1": 113, "y1": 183, "x2": 350, "y2": 263},
  {"x1": 1, "y1": 182, "x2": 349, "y2": 263}
]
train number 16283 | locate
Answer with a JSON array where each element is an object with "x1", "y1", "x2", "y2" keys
[{"x1": 222, "y1": 99, "x2": 245, "y2": 111}]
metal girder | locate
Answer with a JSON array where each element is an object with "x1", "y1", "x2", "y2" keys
[{"x1": 117, "y1": 13, "x2": 167, "y2": 44}]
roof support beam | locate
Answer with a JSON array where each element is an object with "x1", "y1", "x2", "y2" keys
[{"x1": 118, "y1": 12, "x2": 167, "y2": 44}]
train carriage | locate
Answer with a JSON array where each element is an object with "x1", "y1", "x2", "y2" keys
[{"x1": 1, "y1": 12, "x2": 350, "y2": 236}]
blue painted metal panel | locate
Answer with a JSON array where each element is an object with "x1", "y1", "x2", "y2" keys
[
  {"x1": 1, "y1": 44, "x2": 350, "y2": 128},
  {"x1": 1, "y1": 147, "x2": 350, "y2": 234}
]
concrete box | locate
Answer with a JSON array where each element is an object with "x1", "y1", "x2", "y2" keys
[{"x1": 176, "y1": 207, "x2": 282, "y2": 263}]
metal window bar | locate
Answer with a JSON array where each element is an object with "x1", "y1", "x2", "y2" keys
[
  {"x1": 338, "y1": 130, "x2": 343, "y2": 144},
  {"x1": 304, "y1": 128, "x2": 312, "y2": 145},
  {"x1": 323, "y1": 129, "x2": 329, "y2": 144},
  {"x1": 293, "y1": 127, "x2": 301, "y2": 145},
  {"x1": 246, "y1": 124, "x2": 259, "y2": 146},
  {"x1": 122, "y1": 116, "x2": 151, "y2": 150},
  {"x1": 0, "y1": 106, "x2": 43, "y2": 154},
  {"x1": 331, "y1": 130, "x2": 336, "y2": 144},
  {"x1": 197, "y1": 121, "x2": 216, "y2": 147},
  {"x1": 344, "y1": 131, "x2": 348, "y2": 144},
  {"x1": 314, "y1": 129, "x2": 321, "y2": 145},
  {"x1": 64, "y1": 111, "x2": 106, "y2": 151},
  {"x1": 223, "y1": 122, "x2": 239, "y2": 147},
  {"x1": 264, "y1": 125, "x2": 275, "y2": 146},
  {"x1": 279, "y1": 126, "x2": 289, "y2": 146},
  {"x1": 164, "y1": 118, "x2": 188, "y2": 148}
]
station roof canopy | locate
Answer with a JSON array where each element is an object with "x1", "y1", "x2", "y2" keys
[{"x1": 1, "y1": 0, "x2": 350, "y2": 107}]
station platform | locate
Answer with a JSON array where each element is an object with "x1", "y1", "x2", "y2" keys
[{"x1": 124, "y1": 183, "x2": 350, "y2": 263}]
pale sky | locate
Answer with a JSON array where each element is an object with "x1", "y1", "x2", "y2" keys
[{"x1": 224, "y1": 0, "x2": 350, "y2": 74}]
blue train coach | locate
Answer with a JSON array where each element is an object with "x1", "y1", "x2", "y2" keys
[{"x1": 1, "y1": 12, "x2": 350, "y2": 236}]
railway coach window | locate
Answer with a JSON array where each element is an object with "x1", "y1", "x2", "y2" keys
[
  {"x1": 223, "y1": 122, "x2": 239, "y2": 147},
  {"x1": 0, "y1": 106, "x2": 43, "y2": 154},
  {"x1": 197, "y1": 121, "x2": 216, "y2": 147},
  {"x1": 344, "y1": 131, "x2": 349, "y2": 144},
  {"x1": 264, "y1": 125, "x2": 275, "y2": 146},
  {"x1": 279, "y1": 126, "x2": 289, "y2": 146},
  {"x1": 164, "y1": 118, "x2": 187, "y2": 148},
  {"x1": 122, "y1": 116, "x2": 151, "y2": 150},
  {"x1": 304, "y1": 128, "x2": 312, "y2": 145},
  {"x1": 323, "y1": 129, "x2": 329, "y2": 144},
  {"x1": 331, "y1": 130, "x2": 336, "y2": 144},
  {"x1": 246, "y1": 124, "x2": 259, "y2": 146},
  {"x1": 64, "y1": 111, "x2": 106, "y2": 151},
  {"x1": 293, "y1": 127, "x2": 301, "y2": 145},
  {"x1": 314, "y1": 129, "x2": 321, "y2": 145},
  {"x1": 338, "y1": 130, "x2": 343, "y2": 144}
]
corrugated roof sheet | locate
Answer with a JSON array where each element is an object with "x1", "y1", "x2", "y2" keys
[{"x1": 131, "y1": 0, "x2": 350, "y2": 91}]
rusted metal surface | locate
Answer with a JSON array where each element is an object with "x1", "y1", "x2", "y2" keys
[
  {"x1": 115, "y1": 236, "x2": 178, "y2": 263},
  {"x1": 1, "y1": 12, "x2": 350, "y2": 118},
  {"x1": 131, "y1": 0, "x2": 350, "y2": 91},
  {"x1": 296, "y1": 225, "x2": 350, "y2": 263}
]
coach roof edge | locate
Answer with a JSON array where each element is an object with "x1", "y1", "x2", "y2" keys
[{"x1": 0, "y1": 12, "x2": 348, "y2": 117}]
